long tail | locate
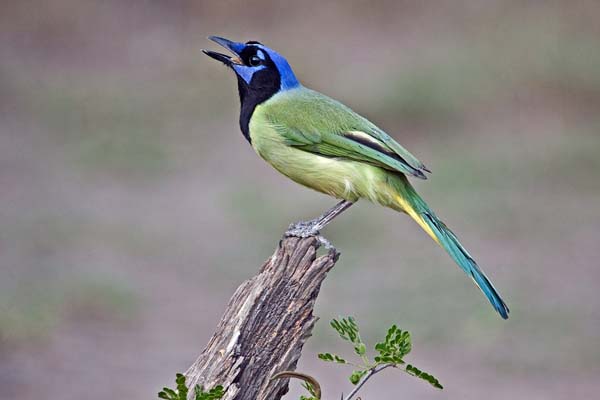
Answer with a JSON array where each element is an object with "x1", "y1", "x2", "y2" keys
[{"x1": 389, "y1": 175, "x2": 509, "y2": 319}]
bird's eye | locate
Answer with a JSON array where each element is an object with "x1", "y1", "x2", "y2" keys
[{"x1": 249, "y1": 55, "x2": 262, "y2": 66}]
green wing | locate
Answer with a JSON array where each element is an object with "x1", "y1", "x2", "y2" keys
[{"x1": 265, "y1": 88, "x2": 430, "y2": 179}]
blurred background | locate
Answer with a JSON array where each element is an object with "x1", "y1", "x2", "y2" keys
[{"x1": 1, "y1": 1, "x2": 599, "y2": 399}]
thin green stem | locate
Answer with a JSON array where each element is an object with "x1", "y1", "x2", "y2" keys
[
  {"x1": 343, "y1": 364, "x2": 394, "y2": 400},
  {"x1": 360, "y1": 355, "x2": 371, "y2": 366}
]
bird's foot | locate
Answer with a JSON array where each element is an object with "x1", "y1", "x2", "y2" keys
[
  {"x1": 285, "y1": 219, "x2": 335, "y2": 250},
  {"x1": 285, "y1": 219, "x2": 321, "y2": 238}
]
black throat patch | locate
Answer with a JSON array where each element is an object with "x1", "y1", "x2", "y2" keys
[
  {"x1": 237, "y1": 70, "x2": 281, "y2": 143},
  {"x1": 236, "y1": 49, "x2": 281, "y2": 143}
]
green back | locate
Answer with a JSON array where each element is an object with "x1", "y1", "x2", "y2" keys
[{"x1": 259, "y1": 87, "x2": 430, "y2": 179}]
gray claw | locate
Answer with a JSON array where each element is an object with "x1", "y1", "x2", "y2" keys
[
  {"x1": 285, "y1": 219, "x2": 321, "y2": 238},
  {"x1": 284, "y1": 221, "x2": 336, "y2": 251},
  {"x1": 316, "y1": 235, "x2": 336, "y2": 251}
]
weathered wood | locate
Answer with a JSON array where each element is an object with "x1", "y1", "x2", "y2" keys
[{"x1": 185, "y1": 236, "x2": 339, "y2": 400}]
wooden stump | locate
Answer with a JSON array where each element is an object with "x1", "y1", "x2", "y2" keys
[{"x1": 185, "y1": 236, "x2": 340, "y2": 400}]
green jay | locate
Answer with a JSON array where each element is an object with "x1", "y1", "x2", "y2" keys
[{"x1": 203, "y1": 36, "x2": 509, "y2": 319}]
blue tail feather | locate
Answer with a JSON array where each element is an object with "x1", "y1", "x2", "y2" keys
[{"x1": 421, "y1": 212, "x2": 510, "y2": 319}]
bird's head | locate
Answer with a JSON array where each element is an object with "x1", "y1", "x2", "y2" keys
[{"x1": 203, "y1": 36, "x2": 300, "y2": 102}]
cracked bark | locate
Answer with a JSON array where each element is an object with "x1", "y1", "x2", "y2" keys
[{"x1": 185, "y1": 236, "x2": 339, "y2": 400}]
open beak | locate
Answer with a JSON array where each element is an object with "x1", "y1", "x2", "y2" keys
[{"x1": 202, "y1": 36, "x2": 244, "y2": 66}]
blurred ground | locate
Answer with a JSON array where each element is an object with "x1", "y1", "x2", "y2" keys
[{"x1": 1, "y1": 1, "x2": 599, "y2": 399}]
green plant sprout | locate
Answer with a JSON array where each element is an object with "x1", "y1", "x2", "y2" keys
[
  {"x1": 278, "y1": 316, "x2": 442, "y2": 400},
  {"x1": 322, "y1": 317, "x2": 442, "y2": 397},
  {"x1": 158, "y1": 373, "x2": 224, "y2": 400},
  {"x1": 161, "y1": 317, "x2": 441, "y2": 400}
]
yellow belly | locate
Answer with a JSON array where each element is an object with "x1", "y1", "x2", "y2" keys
[{"x1": 249, "y1": 112, "x2": 393, "y2": 205}]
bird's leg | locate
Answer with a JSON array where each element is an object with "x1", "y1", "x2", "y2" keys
[{"x1": 285, "y1": 200, "x2": 354, "y2": 246}]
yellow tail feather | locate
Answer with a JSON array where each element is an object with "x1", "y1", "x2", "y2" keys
[{"x1": 395, "y1": 195, "x2": 441, "y2": 245}]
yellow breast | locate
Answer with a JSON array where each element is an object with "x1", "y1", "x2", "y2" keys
[{"x1": 248, "y1": 107, "x2": 396, "y2": 204}]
